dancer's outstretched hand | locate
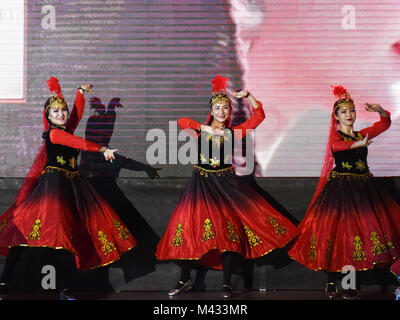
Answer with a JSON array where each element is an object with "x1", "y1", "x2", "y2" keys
[
  {"x1": 103, "y1": 148, "x2": 117, "y2": 162},
  {"x1": 145, "y1": 166, "x2": 161, "y2": 179},
  {"x1": 351, "y1": 134, "x2": 372, "y2": 149},
  {"x1": 365, "y1": 103, "x2": 383, "y2": 113},
  {"x1": 80, "y1": 83, "x2": 93, "y2": 94},
  {"x1": 228, "y1": 89, "x2": 249, "y2": 99},
  {"x1": 365, "y1": 103, "x2": 387, "y2": 117}
]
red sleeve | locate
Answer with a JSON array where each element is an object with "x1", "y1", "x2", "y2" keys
[
  {"x1": 331, "y1": 137, "x2": 356, "y2": 152},
  {"x1": 49, "y1": 128, "x2": 103, "y2": 152},
  {"x1": 231, "y1": 101, "x2": 265, "y2": 139},
  {"x1": 66, "y1": 90, "x2": 85, "y2": 133},
  {"x1": 178, "y1": 117, "x2": 201, "y2": 138},
  {"x1": 359, "y1": 111, "x2": 391, "y2": 140},
  {"x1": 331, "y1": 111, "x2": 391, "y2": 152},
  {"x1": 178, "y1": 117, "x2": 201, "y2": 131}
]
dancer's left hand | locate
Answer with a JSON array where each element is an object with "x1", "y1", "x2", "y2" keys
[
  {"x1": 229, "y1": 89, "x2": 249, "y2": 99},
  {"x1": 365, "y1": 103, "x2": 384, "y2": 113},
  {"x1": 103, "y1": 148, "x2": 117, "y2": 162},
  {"x1": 80, "y1": 83, "x2": 94, "y2": 94}
]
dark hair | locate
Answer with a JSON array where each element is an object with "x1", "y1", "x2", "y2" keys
[{"x1": 208, "y1": 96, "x2": 214, "y2": 109}]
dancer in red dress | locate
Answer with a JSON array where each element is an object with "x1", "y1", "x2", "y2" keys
[
  {"x1": 288, "y1": 85, "x2": 400, "y2": 299},
  {"x1": 0, "y1": 77, "x2": 136, "y2": 299},
  {"x1": 155, "y1": 75, "x2": 298, "y2": 298}
]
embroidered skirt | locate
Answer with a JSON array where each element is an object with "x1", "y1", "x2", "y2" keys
[
  {"x1": 0, "y1": 168, "x2": 136, "y2": 270},
  {"x1": 288, "y1": 172, "x2": 400, "y2": 272},
  {"x1": 155, "y1": 166, "x2": 298, "y2": 269}
]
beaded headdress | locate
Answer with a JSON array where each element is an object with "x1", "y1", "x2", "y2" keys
[
  {"x1": 45, "y1": 76, "x2": 67, "y2": 111},
  {"x1": 331, "y1": 85, "x2": 354, "y2": 112},
  {"x1": 210, "y1": 75, "x2": 231, "y2": 107}
]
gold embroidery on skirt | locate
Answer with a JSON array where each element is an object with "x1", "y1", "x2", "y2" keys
[
  {"x1": 267, "y1": 216, "x2": 287, "y2": 236},
  {"x1": 385, "y1": 235, "x2": 395, "y2": 251},
  {"x1": 370, "y1": 232, "x2": 387, "y2": 256},
  {"x1": 328, "y1": 171, "x2": 373, "y2": 181},
  {"x1": 201, "y1": 218, "x2": 215, "y2": 242},
  {"x1": 172, "y1": 223, "x2": 183, "y2": 247},
  {"x1": 194, "y1": 165, "x2": 235, "y2": 178},
  {"x1": 98, "y1": 231, "x2": 115, "y2": 255},
  {"x1": 244, "y1": 225, "x2": 262, "y2": 248},
  {"x1": 326, "y1": 238, "x2": 333, "y2": 263},
  {"x1": 226, "y1": 221, "x2": 240, "y2": 243},
  {"x1": 27, "y1": 219, "x2": 42, "y2": 240},
  {"x1": 309, "y1": 235, "x2": 317, "y2": 260},
  {"x1": 0, "y1": 219, "x2": 7, "y2": 234},
  {"x1": 352, "y1": 236, "x2": 366, "y2": 261},
  {"x1": 113, "y1": 219, "x2": 131, "y2": 240},
  {"x1": 41, "y1": 166, "x2": 80, "y2": 178}
]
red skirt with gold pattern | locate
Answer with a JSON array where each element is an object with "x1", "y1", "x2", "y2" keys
[
  {"x1": 288, "y1": 172, "x2": 400, "y2": 272},
  {"x1": 0, "y1": 167, "x2": 136, "y2": 270},
  {"x1": 155, "y1": 166, "x2": 298, "y2": 269}
]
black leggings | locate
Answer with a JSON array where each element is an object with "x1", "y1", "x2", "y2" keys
[{"x1": 179, "y1": 252, "x2": 236, "y2": 287}]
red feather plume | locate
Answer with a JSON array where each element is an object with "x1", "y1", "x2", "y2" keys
[
  {"x1": 46, "y1": 76, "x2": 63, "y2": 99},
  {"x1": 211, "y1": 75, "x2": 229, "y2": 93},
  {"x1": 331, "y1": 85, "x2": 350, "y2": 100}
]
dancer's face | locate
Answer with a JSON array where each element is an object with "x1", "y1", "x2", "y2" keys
[
  {"x1": 334, "y1": 103, "x2": 356, "y2": 127},
  {"x1": 48, "y1": 105, "x2": 68, "y2": 127},
  {"x1": 211, "y1": 101, "x2": 231, "y2": 124}
]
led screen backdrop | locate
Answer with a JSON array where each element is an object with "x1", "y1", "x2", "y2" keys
[{"x1": 0, "y1": 0, "x2": 399, "y2": 178}]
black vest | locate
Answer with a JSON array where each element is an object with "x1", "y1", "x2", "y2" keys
[
  {"x1": 331, "y1": 131, "x2": 369, "y2": 175},
  {"x1": 196, "y1": 128, "x2": 234, "y2": 171},
  {"x1": 43, "y1": 128, "x2": 80, "y2": 173}
]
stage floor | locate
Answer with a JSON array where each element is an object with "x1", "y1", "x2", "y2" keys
[{"x1": 2, "y1": 289, "x2": 397, "y2": 300}]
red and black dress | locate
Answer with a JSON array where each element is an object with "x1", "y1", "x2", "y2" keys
[
  {"x1": 0, "y1": 90, "x2": 136, "y2": 271},
  {"x1": 288, "y1": 113, "x2": 400, "y2": 272},
  {"x1": 155, "y1": 104, "x2": 298, "y2": 269}
]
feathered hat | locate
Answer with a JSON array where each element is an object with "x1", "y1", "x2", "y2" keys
[
  {"x1": 45, "y1": 76, "x2": 67, "y2": 111},
  {"x1": 209, "y1": 75, "x2": 231, "y2": 107},
  {"x1": 331, "y1": 85, "x2": 353, "y2": 112},
  {"x1": 206, "y1": 75, "x2": 232, "y2": 125}
]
